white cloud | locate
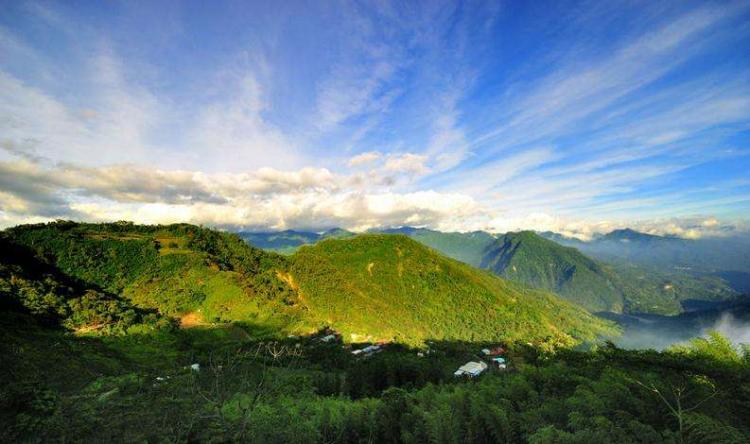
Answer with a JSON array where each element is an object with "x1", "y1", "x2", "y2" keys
[
  {"x1": 384, "y1": 153, "x2": 430, "y2": 175},
  {"x1": 348, "y1": 151, "x2": 382, "y2": 167},
  {"x1": 483, "y1": 213, "x2": 747, "y2": 240},
  {"x1": 315, "y1": 61, "x2": 398, "y2": 130},
  {"x1": 1, "y1": 153, "x2": 745, "y2": 239},
  {"x1": 0, "y1": 156, "x2": 482, "y2": 232},
  {"x1": 184, "y1": 74, "x2": 302, "y2": 172}
]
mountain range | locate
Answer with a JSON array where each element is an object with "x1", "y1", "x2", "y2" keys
[
  {"x1": 539, "y1": 229, "x2": 750, "y2": 293},
  {"x1": 242, "y1": 226, "x2": 742, "y2": 315},
  {"x1": 2, "y1": 221, "x2": 612, "y2": 346},
  {"x1": 5, "y1": 220, "x2": 744, "y2": 346}
]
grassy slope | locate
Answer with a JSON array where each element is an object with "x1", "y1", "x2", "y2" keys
[{"x1": 290, "y1": 234, "x2": 616, "y2": 346}]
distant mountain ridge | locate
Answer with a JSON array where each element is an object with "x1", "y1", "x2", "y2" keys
[
  {"x1": 480, "y1": 231, "x2": 736, "y2": 314},
  {"x1": 238, "y1": 228, "x2": 355, "y2": 254},
  {"x1": 601, "y1": 228, "x2": 679, "y2": 242},
  {"x1": 539, "y1": 229, "x2": 750, "y2": 292},
  {"x1": 480, "y1": 231, "x2": 626, "y2": 312}
]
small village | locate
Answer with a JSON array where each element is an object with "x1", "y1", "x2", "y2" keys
[
  {"x1": 453, "y1": 346, "x2": 509, "y2": 377},
  {"x1": 317, "y1": 329, "x2": 511, "y2": 378},
  {"x1": 157, "y1": 328, "x2": 514, "y2": 387}
]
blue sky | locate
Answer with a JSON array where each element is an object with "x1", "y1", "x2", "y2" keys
[{"x1": 1, "y1": 0, "x2": 749, "y2": 237}]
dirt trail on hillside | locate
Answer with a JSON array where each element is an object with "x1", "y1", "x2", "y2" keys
[
  {"x1": 75, "y1": 323, "x2": 105, "y2": 334},
  {"x1": 180, "y1": 311, "x2": 206, "y2": 328},
  {"x1": 276, "y1": 271, "x2": 299, "y2": 290}
]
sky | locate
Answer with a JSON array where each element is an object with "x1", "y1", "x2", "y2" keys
[{"x1": 1, "y1": 0, "x2": 749, "y2": 238}]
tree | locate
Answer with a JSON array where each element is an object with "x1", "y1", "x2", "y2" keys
[{"x1": 632, "y1": 375, "x2": 718, "y2": 444}]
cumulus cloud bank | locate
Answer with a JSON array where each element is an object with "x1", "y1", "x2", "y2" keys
[
  {"x1": 2, "y1": 151, "x2": 744, "y2": 239},
  {"x1": 0, "y1": 154, "x2": 482, "y2": 232}
]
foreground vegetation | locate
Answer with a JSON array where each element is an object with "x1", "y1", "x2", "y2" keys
[{"x1": 2, "y1": 309, "x2": 749, "y2": 443}]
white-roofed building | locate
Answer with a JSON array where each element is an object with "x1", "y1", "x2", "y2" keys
[{"x1": 453, "y1": 361, "x2": 488, "y2": 377}]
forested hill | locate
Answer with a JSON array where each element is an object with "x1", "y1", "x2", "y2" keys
[
  {"x1": 289, "y1": 234, "x2": 615, "y2": 346},
  {"x1": 0, "y1": 234, "x2": 163, "y2": 332},
  {"x1": 481, "y1": 231, "x2": 626, "y2": 312},
  {"x1": 374, "y1": 227, "x2": 497, "y2": 268},
  {"x1": 3, "y1": 221, "x2": 302, "y2": 329},
  {"x1": 481, "y1": 231, "x2": 736, "y2": 314}
]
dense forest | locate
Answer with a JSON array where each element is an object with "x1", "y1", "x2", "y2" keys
[{"x1": 3, "y1": 308, "x2": 749, "y2": 443}]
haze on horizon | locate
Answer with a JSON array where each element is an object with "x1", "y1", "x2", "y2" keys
[{"x1": 1, "y1": 1, "x2": 749, "y2": 239}]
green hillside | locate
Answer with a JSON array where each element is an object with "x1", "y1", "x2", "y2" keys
[
  {"x1": 289, "y1": 234, "x2": 616, "y2": 346},
  {"x1": 4, "y1": 221, "x2": 302, "y2": 331},
  {"x1": 481, "y1": 231, "x2": 737, "y2": 314},
  {"x1": 481, "y1": 231, "x2": 625, "y2": 312},
  {"x1": 3, "y1": 222, "x2": 613, "y2": 346}
]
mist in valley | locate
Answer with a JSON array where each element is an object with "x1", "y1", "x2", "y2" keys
[{"x1": 603, "y1": 309, "x2": 750, "y2": 351}]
